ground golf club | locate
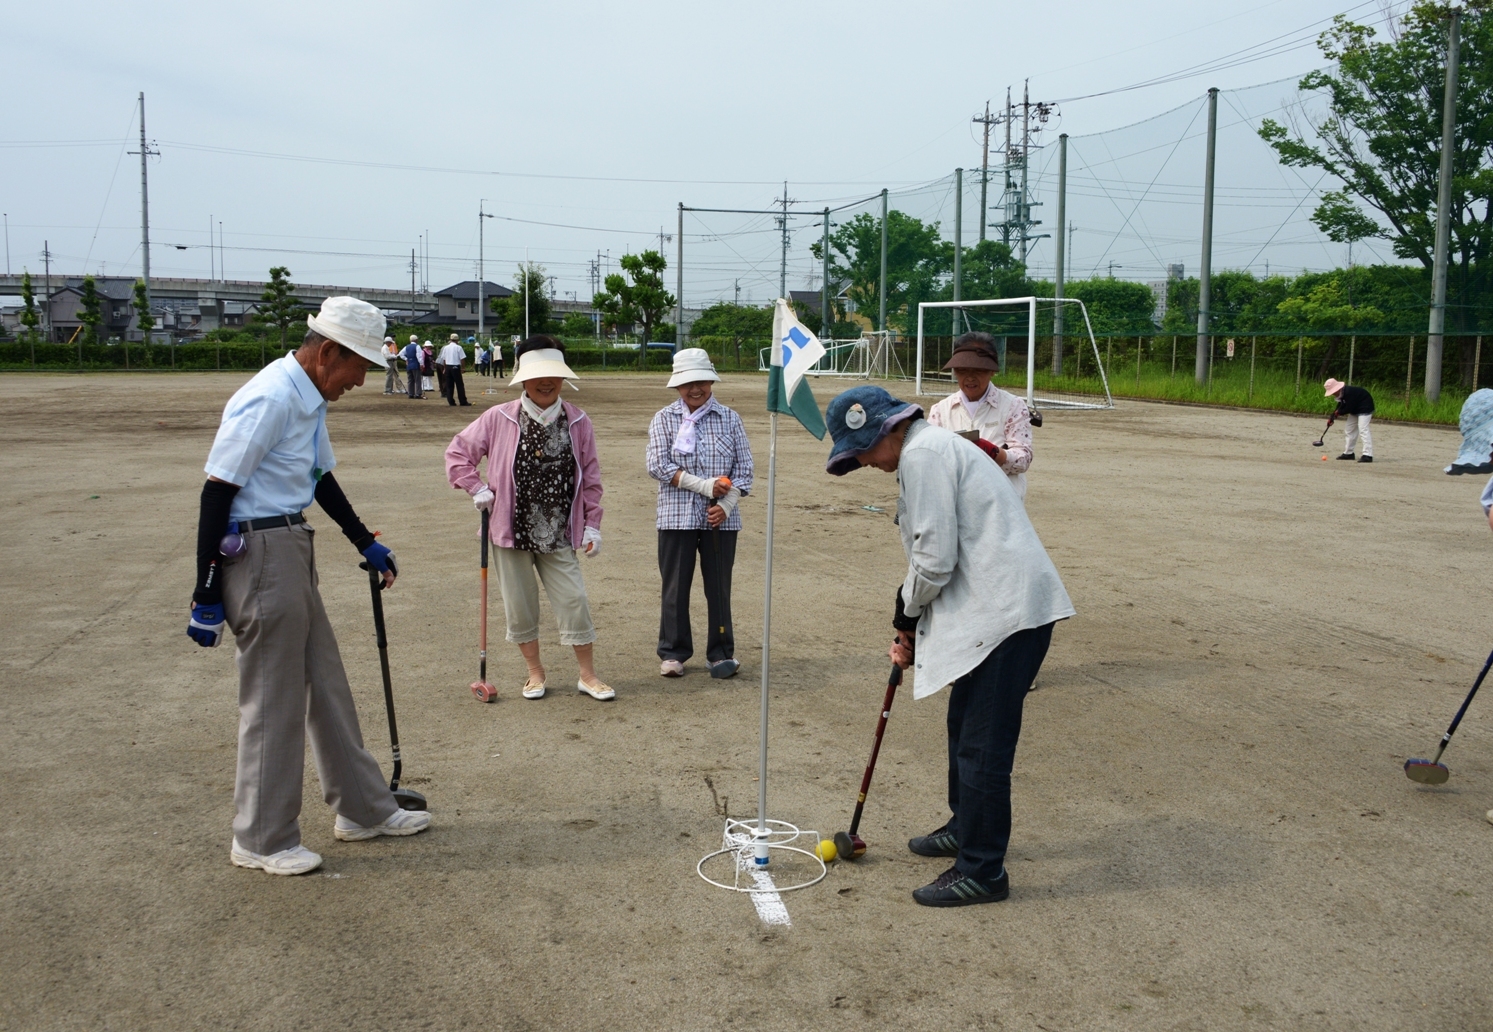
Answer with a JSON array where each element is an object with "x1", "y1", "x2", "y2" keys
[
  {"x1": 472, "y1": 508, "x2": 497, "y2": 703},
  {"x1": 834, "y1": 663, "x2": 903, "y2": 862},
  {"x1": 1312, "y1": 415, "x2": 1335, "y2": 447},
  {"x1": 361, "y1": 561, "x2": 427, "y2": 811},
  {"x1": 1404, "y1": 647, "x2": 1493, "y2": 785}
]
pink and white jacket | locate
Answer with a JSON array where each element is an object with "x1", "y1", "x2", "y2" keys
[{"x1": 445, "y1": 399, "x2": 604, "y2": 548}]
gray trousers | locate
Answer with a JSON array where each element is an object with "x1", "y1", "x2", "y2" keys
[
  {"x1": 657, "y1": 529, "x2": 736, "y2": 664},
  {"x1": 222, "y1": 522, "x2": 397, "y2": 855}
]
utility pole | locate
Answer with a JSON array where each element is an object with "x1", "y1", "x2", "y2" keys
[
  {"x1": 128, "y1": 92, "x2": 159, "y2": 318},
  {"x1": 776, "y1": 182, "x2": 792, "y2": 301},
  {"x1": 4, "y1": 213, "x2": 10, "y2": 276},
  {"x1": 1003, "y1": 88, "x2": 1013, "y2": 249},
  {"x1": 1054, "y1": 134, "x2": 1067, "y2": 375},
  {"x1": 478, "y1": 200, "x2": 494, "y2": 340},
  {"x1": 208, "y1": 215, "x2": 214, "y2": 283},
  {"x1": 821, "y1": 207, "x2": 831, "y2": 341},
  {"x1": 1426, "y1": 5, "x2": 1462, "y2": 403},
  {"x1": 676, "y1": 201, "x2": 684, "y2": 347},
  {"x1": 972, "y1": 101, "x2": 996, "y2": 243},
  {"x1": 878, "y1": 188, "x2": 889, "y2": 333},
  {"x1": 43, "y1": 240, "x2": 52, "y2": 341},
  {"x1": 524, "y1": 245, "x2": 530, "y2": 340},
  {"x1": 952, "y1": 169, "x2": 963, "y2": 337},
  {"x1": 734, "y1": 279, "x2": 741, "y2": 305},
  {"x1": 1196, "y1": 87, "x2": 1219, "y2": 385},
  {"x1": 410, "y1": 249, "x2": 417, "y2": 325}
]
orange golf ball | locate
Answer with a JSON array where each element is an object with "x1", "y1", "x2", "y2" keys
[{"x1": 1321, "y1": 455, "x2": 1328, "y2": 461}]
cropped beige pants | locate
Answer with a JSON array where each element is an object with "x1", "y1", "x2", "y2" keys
[
  {"x1": 222, "y1": 522, "x2": 397, "y2": 855},
  {"x1": 494, "y1": 545, "x2": 596, "y2": 646}
]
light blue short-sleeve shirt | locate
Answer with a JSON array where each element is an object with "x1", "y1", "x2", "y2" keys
[{"x1": 205, "y1": 354, "x2": 336, "y2": 521}]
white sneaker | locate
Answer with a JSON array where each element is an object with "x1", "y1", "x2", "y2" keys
[
  {"x1": 660, "y1": 660, "x2": 684, "y2": 677},
  {"x1": 577, "y1": 676, "x2": 616, "y2": 701},
  {"x1": 231, "y1": 838, "x2": 323, "y2": 876},
  {"x1": 334, "y1": 808, "x2": 432, "y2": 841}
]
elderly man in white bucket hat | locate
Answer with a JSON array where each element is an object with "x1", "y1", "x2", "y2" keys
[
  {"x1": 187, "y1": 296, "x2": 430, "y2": 875},
  {"x1": 646, "y1": 347, "x2": 754, "y2": 679},
  {"x1": 446, "y1": 335, "x2": 614, "y2": 701}
]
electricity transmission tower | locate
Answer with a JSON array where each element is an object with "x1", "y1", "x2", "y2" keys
[{"x1": 989, "y1": 81, "x2": 1055, "y2": 263}]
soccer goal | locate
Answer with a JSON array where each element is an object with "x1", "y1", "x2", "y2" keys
[
  {"x1": 914, "y1": 297, "x2": 1114, "y2": 411},
  {"x1": 756, "y1": 332, "x2": 904, "y2": 379}
]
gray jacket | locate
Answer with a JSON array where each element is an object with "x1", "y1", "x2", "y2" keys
[{"x1": 897, "y1": 420, "x2": 1075, "y2": 698}]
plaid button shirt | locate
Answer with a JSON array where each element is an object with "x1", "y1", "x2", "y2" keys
[{"x1": 646, "y1": 399, "x2": 754, "y2": 530}]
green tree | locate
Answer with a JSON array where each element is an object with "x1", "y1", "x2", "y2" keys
[
  {"x1": 1258, "y1": 3, "x2": 1493, "y2": 327},
  {"x1": 77, "y1": 275, "x2": 103, "y2": 347},
  {"x1": 19, "y1": 270, "x2": 39, "y2": 341},
  {"x1": 593, "y1": 250, "x2": 675, "y2": 362},
  {"x1": 1065, "y1": 278, "x2": 1161, "y2": 334},
  {"x1": 813, "y1": 211, "x2": 949, "y2": 332},
  {"x1": 132, "y1": 279, "x2": 155, "y2": 342},
  {"x1": 689, "y1": 302, "x2": 774, "y2": 341},
  {"x1": 1276, "y1": 276, "x2": 1385, "y2": 331},
  {"x1": 560, "y1": 310, "x2": 596, "y2": 338},
  {"x1": 493, "y1": 263, "x2": 553, "y2": 336},
  {"x1": 257, "y1": 266, "x2": 300, "y2": 364}
]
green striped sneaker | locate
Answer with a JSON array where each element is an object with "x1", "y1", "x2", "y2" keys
[
  {"x1": 908, "y1": 825, "x2": 959, "y2": 858},
  {"x1": 911, "y1": 866, "x2": 1009, "y2": 907}
]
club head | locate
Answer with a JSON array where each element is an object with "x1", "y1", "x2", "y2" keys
[
  {"x1": 1312, "y1": 440, "x2": 1324, "y2": 447},
  {"x1": 1029, "y1": 410, "x2": 1043, "y2": 428},
  {"x1": 833, "y1": 831, "x2": 866, "y2": 861},
  {"x1": 471, "y1": 681, "x2": 498, "y2": 703},
  {"x1": 1404, "y1": 758, "x2": 1450, "y2": 785},
  {"x1": 392, "y1": 787, "x2": 427, "y2": 810}
]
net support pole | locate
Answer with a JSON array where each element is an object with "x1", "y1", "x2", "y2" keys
[
  {"x1": 757, "y1": 412, "x2": 779, "y2": 839},
  {"x1": 915, "y1": 304, "x2": 926, "y2": 396},
  {"x1": 1426, "y1": 7, "x2": 1460, "y2": 403},
  {"x1": 953, "y1": 169, "x2": 963, "y2": 337},
  {"x1": 1195, "y1": 87, "x2": 1218, "y2": 386},
  {"x1": 878, "y1": 189, "x2": 889, "y2": 333},
  {"x1": 1053, "y1": 134, "x2": 1067, "y2": 375},
  {"x1": 1026, "y1": 297, "x2": 1037, "y2": 407}
]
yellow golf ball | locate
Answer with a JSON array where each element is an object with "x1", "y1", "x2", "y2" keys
[{"x1": 815, "y1": 839, "x2": 838, "y2": 862}]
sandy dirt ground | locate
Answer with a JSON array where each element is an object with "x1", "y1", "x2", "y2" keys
[{"x1": 2, "y1": 370, "x2": 1491, "y2": 1032}]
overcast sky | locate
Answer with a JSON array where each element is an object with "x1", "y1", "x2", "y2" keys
[{"x1": 3, "y1": 0, "x2": 1406, "y2": 304}]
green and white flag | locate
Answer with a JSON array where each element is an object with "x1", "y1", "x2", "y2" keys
[{"x1": 767, "y1": 298, "x2": 827, "y2": 439}]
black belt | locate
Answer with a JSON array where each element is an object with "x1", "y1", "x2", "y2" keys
[{"x1": 242, "y1": 512, "x2": 306, "y2": 532}]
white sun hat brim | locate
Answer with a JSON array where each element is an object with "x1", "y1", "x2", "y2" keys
[
  {"x1": 666, "y1": 347, "x2": 721, "y2": 388},
  {"x1": 509, "y1": 348, "x2": 580, "y2": 386}
]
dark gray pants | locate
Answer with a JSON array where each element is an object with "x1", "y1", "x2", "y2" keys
[
  {"x1": 222, "y1": 522, "x2": 397, "y2": 854},
  {"x1": 657, "y1": 529, "x2": 736, "y2": 664},
  {"x1": 945, "y1": 622, "x2": 1054, "y2": 885}
]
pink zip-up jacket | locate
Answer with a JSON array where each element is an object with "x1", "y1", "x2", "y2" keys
[{"x1": 445, "y1": 399, "x2": 604, "y2": 548}]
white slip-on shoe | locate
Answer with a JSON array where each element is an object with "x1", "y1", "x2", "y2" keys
[
  {"x1": 660, "y1": 660, "x2": 684, "y2": 677},
  {"x1": 521, "y1": 674, "x2": 547, "y2": 700},
  {"x1": 334, "y1": 808, "x2": 432, "y2": 841},
  {"x1": 231, "y1": 838, "x2": 323, "y2": 876},
  {"x1": 577, "y1": 676, "x2": 616, "y2": 701}
]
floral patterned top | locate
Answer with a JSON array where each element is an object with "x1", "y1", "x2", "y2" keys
[{"x1": 512, "y1": 409, "x2": 576, "y2": 553}]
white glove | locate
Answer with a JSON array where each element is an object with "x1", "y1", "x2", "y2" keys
[
  {"x1": 675, "y1": 471, "x2": 718, "y2": 498},
  {"x1": 581, "y1": 526, "x2": 602, "y2": 557},
  {"x1": 715, "y1": 486, "x2": 741, "y2": 519},
  {"x1": 472, "y1": 487, "x2": 495, "y2": 512}
]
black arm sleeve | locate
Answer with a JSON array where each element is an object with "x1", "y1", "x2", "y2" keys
[
  {"x1": 194, "y1": 479, "x2": 241, "y2": 606},
  {"x1": 314, "y1": 472, "x2": 376, "y2": 553}
]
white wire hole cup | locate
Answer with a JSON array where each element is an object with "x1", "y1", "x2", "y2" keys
[{"x1": 696, "y1": 818, "x2": 828, "y2": 893}]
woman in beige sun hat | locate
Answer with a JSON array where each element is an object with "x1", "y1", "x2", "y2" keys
[{"x1": 445, "y1": 336, "x2": 613, "y2": 701}]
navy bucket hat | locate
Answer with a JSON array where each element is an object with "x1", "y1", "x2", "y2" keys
[{"x1": 825, "y1": 385, "x2": 923, "y2": 476}]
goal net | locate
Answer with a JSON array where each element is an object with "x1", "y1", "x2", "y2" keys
[
  {"x1": 757, "y1": 331, "x2": 905, "y2": 379},
  {"x1": 914, "y1": 297, "x2": 1113, "y2": 411}
]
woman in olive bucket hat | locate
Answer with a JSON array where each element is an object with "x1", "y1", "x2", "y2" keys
[{"x1": 824, "y1": 384, "x2": 1074, "y2": 907}]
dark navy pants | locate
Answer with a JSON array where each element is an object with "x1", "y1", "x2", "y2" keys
[{"x1": 944, "y1": 622, "x2": 1054, "y2": 885}]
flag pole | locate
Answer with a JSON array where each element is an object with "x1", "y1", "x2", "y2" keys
[{"x1": 757, "y1": 409, "x2": 779, "y2": 848}]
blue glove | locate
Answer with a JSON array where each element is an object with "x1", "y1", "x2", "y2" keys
[
  {"x1": 361, "y1": 540, "x2": 398, "y2": 578},
  {"x1": 188, "y1": 602, "x2": 225, "y2": 648}
]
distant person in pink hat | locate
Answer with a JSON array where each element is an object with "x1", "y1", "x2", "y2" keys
[{"x1": 1325, "y1": 378, "x2": 1375, "y2": 463}]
